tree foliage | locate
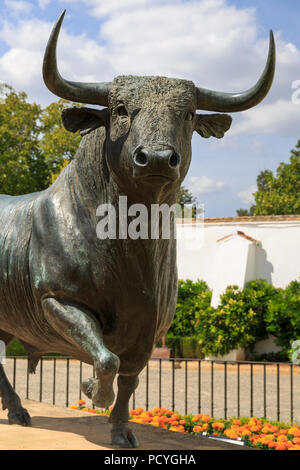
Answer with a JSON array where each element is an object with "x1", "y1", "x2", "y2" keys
[
  {"x1": 252, "y1": 143, "x2": 300, "y2": 215},
  {"x1": 236, "y1": 207, "x2": 255, "y2": 217},
  {"x1": 0, "y1": 84, "x2": 81, "y2": 195},
  {"x1": 176, "y1": 186, "x2": 196, "y2": 207},
  {"x1": 0, "y1": 85, "x2": 47, "y2": 195}
]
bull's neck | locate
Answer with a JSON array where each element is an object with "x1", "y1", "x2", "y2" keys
[{"x1": 65, "y1": 130, "x2": 178, "y2": 227}]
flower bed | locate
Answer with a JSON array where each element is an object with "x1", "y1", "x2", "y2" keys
[{"x1": 70, "y1": 401, "x2": 300, "y2": 450}]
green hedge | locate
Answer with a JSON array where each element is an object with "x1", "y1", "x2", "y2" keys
[
  {"x1": 165, "y1": 334, "x2": 204, "y2": 359},
  {"x1": 167, "y1": 278, "x2": 300, "y2": 358},
  {"x1": 195, "y1": 279, "x2": 278, "y2": 356},
  {"x1": 264, "y1": 280, "x2": 300, "y2": 350},
  {"x1": 168, "y1": 279, "x2": 211, "y2": 337},
  {"x1": 6, "y1": 339, "x2": 27, "y2": 356},
  {"x1": 5, "y1": 339, "x2": 63, "y2": 357}
]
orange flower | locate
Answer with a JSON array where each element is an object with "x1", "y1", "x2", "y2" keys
[
  {"x1": 225, "y1": 429, "x2": 239, "y2": 439},
  {"x1": 170, "y1": 426, "x2": 181, "y2": 432},
  {"x1": 275, "y1": 443, "x2": 287, "y2": 451},
  {"x1": 193, "y1": 425, "x2": 202, "y2": 433},
  {"x1": 259, "y1": 435, "x2": 274, "y2": 445},
  {"x1": 78, "y1": 400, "x2": 86, "y2": 405},
  {"x1": 289, "y1": 445, "x2": 300, "y2": 450},
  {"x1": 262, "y1": 426, "x2": 271, "y2": 434},
  {"x1": 202, "y1": 414, "x2": 210, "y2": 422},
  {"x1": 277, "y1": 434, "x2": 288, "y2": 443},
  {"x1": 152, "y1": 407, "x2": 160, "y2": 413},
  {"x1": 150, "y1": 421, "x2": 160, "y2": 427},
  {"x1": 285, "y1": 441, "x2": 293, "y2": 449},
  {"x1": 232, "y1": 419, "x2": 242, "y2": 425},
  {"x1": 171, "y1": 414, "x2": 180, "y2": 420},
  {"x1": 250, "y1": 425, "x2": 260, "y2": 433},
  {"x1": 279, "y1": 429, "x2": 288, "y2": 435},
  {"x1": 241, "y1": 429, "x2": 252, "y2": 437},
  {"x1": 212, "y1": 422, "x2": 225, "y2": 430}
]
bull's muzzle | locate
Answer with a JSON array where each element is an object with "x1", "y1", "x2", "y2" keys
[{"x1": 132, "y1": 146, "x2": 180, "y2": 181}]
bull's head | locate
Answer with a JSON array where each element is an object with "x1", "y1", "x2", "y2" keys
[{"x1": 43, "y1": 11, "x2": 275, "y2": 203}]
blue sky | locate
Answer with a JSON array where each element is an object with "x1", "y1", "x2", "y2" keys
[{"x1": 0, "y1": 0, "x2": 299, "y2": 217}]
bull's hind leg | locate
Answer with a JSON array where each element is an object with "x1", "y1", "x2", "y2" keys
[
  {"x1": 0, "y1": 331, "x2": 31, "y2": 426},
  {"x1": 42, "y1": 298, "x2": 119, "y2": 408},
  {"x1": 109, "y1": 374, "x2": 139, "y2": 448}
]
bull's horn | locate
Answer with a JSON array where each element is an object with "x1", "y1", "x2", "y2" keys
[
  {"x1": 43, "y1": 10, "x2": 110, "y2": 106},
  {"x1": 196, "y1": 31, "x2": 276, "y2": 112}
]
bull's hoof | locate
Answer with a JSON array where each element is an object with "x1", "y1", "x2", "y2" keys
[
  {"x1": 8, "y1": 407, "x2": 31, "y2": 426},
  {"x1": 111, "y1": 426, "x2": 139, "y2": 448},
  {"x1": 81, "y1": 378, "x2": 115, "y2": 409}
]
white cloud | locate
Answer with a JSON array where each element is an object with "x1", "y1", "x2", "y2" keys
[
  {"x1": 186, "y1": 176, "x2": 227, "y2": 195},
  {"x1": 0, "y1": 18, "x2": 114, "y2": 104},
  {"x1": 231, "y1": 99, "x2": 300, "y2": 137},
  {"x1": 238, "y1": 185, "x2": 256, "y2": 204},
  {"x1": 38, "y1": 0, "x2": 50, "y2": 9},
  {"x1": 4, "y1": 0, "x2": 33, "y2": 17}
]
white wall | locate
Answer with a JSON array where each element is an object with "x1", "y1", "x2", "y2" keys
[
  {"x1": 176, "y1": 219, "x2": 300, "y2": 289},
  {"x1": 210, "y1": 235, "x2": 257, "y2": 307}
]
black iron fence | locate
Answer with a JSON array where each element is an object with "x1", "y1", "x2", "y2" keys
[{"x1": 4, "y1": 356, "x2": 300, "y2": 424}]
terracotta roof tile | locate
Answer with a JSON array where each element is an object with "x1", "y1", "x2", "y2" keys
[{"x1": 217, "y1": 231, "x2": 260, "y2": 243}]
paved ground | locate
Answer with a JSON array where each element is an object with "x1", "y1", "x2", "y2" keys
[
  {"x1": 3, "y1": 358, "x2": 300, "y2": 423},
  {"x1": 0, "y1": 399, "x2": 253, "y2": 450}
]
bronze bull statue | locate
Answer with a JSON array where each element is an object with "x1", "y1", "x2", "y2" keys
[{"x1": 0, "y1": 11, "x2": 275, "y2": 447}]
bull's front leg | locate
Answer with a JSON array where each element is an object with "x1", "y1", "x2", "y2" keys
[
  {"x1": 42, "y1": 298, "x2": 119, "y2": 408},
  {"x1": 0, "y1": 363, "x2": 32, "y2": 426},
  {"x1": 109, "y1": 374, "x2": 139, "y2": 448}
]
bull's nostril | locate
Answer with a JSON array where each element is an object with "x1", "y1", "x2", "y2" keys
[
  {"x1": 169, "y1": 152, "x2": 179, "y2": 168},
  {"x1": 134, "y1": 150, "x2": 148, "y2": 167}
]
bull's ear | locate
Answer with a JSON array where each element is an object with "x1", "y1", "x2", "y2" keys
[
  {"x1": 195, "y1": 113, "x2": 232, "y2": 139},
  {"x1": 61, "y1": 107, "x2": 108, "y2": 136}
]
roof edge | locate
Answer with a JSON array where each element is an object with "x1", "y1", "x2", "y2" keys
[{"x1": 176, "y1": 215, "x2": 300, "y2": 224}]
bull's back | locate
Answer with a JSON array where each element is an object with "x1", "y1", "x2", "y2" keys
[{"x1": 0, "y1": 193, "x2": 37, "y2": 335}]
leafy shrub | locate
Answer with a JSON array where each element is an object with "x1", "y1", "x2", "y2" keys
[
  {"x1": 168, "y1": 279, "x2": 211, "y2": 337},
  {"x1": 251, "y1": 351, "x2": 289, "y2": 363},
  {"x1": 6, "y1": 339, "x2": 27, "y2": 356},
  {"x1": 165, "y1": 334, "x2": 204, "y2": 359},
  {"x1": 194, "y1": 279, "x2": 278, "y2": 356},
  {"x1": 5, "y1": 339, "x2": 64, "y2": 357},
  {"x1": 265, "y1": 279, "x2": 300, "y2": 351}
]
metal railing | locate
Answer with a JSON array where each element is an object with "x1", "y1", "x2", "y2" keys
[{"x1": 4, "y1": 356, "x2": 300, "y2": 424}]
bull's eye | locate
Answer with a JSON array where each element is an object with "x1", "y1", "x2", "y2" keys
[
  {"x1": 117, "y1": 105, "x2": 128, "y2": 117},
  {"x1": 185, "y1": 111, "x2": 194, "y2": 121}
]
